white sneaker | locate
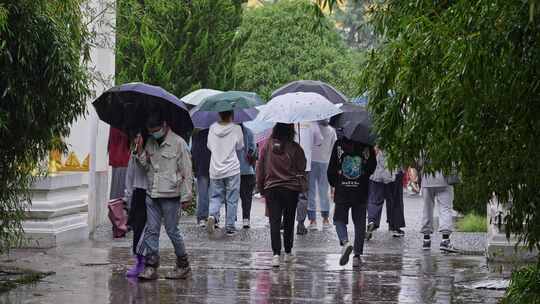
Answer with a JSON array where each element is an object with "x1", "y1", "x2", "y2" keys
[
  {"x1": 308, "y1": 222, "x2": 318, "y2": 230},
  {"x1": 198, "y1": 220, "x2": 206, "y2": 228},
  {"x1": 272, "y1": 255, "x2": 280, "y2": 267},
  {"x1": 243, "y1": 219, "x2": 250, "y2": 229},
  {"x1": 284, "y1": 253, "x2": 296, "y2": 263}
]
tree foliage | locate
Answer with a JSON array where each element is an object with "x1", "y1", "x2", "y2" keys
[
  {"x1": 359, "y1": 1, "x2": 540, "y2": 251},
  {"x1": 116, "y1": 0, "x2": 244, "y2": 96},
  {"x1": 233, "y1": 0, "x2": 363, "y2": 100},
  {"x1": 0, "y1": 0, "x2": 90, "y2": 252},
  {"x1": 331, "y1": 0, "x2": 376, "y2": 49}
]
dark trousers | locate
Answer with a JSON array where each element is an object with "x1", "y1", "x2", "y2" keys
[
  {"x1": 367, "y1": 180, "x2": 395, "y2": 228},
  {"x1": 266, "y1": 188, "x2": 299, "y2": 255},
  {"x1": 334, "y1": 201, "x2": 367, "y2": 255},
  {"x1": 127, "y1": 188, "x2": 147, "y2": 255},
  {"x1": 240, "y1": 175, "x2": 256, "y2": 220},
  {"x1": 390, "y1": 172, "x2": 406, "y2": 229}
]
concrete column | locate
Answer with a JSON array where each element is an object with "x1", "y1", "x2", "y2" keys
[{"x1": 486, "y1": 197, "x2": 537, "y2": 262}]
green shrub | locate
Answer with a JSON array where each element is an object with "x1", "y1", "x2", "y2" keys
[
  {"x1": 453, "y1": 173, "x2": 489, "y2": 216},
  {"x1": 233, "y1": 0, "x2": 363, "y2": 100},
  {"x1": 456, "y1": 214, "x2": 487, "y2": 233},
  {"x1": 116, "y1": 0, "x2": 244, "y2": 95},
  {"x1": 0, "y1": 0, "x2": 90, "y2": 253},
  {"x1": 502, "y1": 263, "x2": 540, "y2": 304}
]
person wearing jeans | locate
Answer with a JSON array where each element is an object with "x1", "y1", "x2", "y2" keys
[
  {"x1": 308, "y1": 120, "x2": 336, "y2": 229},
  {"x1": 327, "y1": 137, "x2": 376, "y2": 267},
  {"x1": 238, "y1": 124, "x2": 257, "y2": 228},
  {"x1": 421, "y1": 171, "x2": 457, "y2": 252},
  {"x1": 191, "y1": 129, "x2": 211, "y2": 227},
  {"x1": 135, "y1": 114, "x2": 193, "y2": 281},
  {"x1": 206, "y1": 111, "x2": 244, "y2": 236},
  {"x1": 257, "y1": 123, "x2": 306, "y2": 268},
  {"x1": 294, "y1": 122, "x2": 323, "y2": 235},
  {"x1": 208, "y1": 174, "x2": 241, "y2": 233}
]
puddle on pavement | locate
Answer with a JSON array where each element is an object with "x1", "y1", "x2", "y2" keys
[{"x1": 0, "y1": 248, "x2": 511, "y2": 304}]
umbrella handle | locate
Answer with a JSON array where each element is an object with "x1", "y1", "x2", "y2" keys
[{"x1": 297, "y1": 123, "x2": 301, "y2": 146}]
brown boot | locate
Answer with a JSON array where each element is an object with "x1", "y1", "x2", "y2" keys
[
  {"x1": 165, "y1": 255, "x2": 191, "y2": 280},
  {"x1": 138, "y1": 255, "x2": 159, "y2": 281}
]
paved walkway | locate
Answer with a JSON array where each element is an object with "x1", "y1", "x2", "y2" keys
[{"x1": 0, "y1": 195, "x2": 509, "y2": 304}]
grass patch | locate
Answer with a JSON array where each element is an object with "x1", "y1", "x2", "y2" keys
[
  {"x1": 0, "y1": 267, "x2": 54, "y2": 293},
  {"x1": 502, "y1": 263, "x2": 540, "y2": 304},
  {"x1": 456, "y1": 213, "x2": 487, "y2": 232}
]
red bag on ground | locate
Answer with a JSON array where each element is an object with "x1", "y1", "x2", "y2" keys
[{"x1": 108, "y1": 198, "x2": 128, "y2": 238}]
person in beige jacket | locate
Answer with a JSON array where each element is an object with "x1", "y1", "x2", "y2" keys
[{"x1": 135, "y1": 114, "x2": 193, "y2": 281}]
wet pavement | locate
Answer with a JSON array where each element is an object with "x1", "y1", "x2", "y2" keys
[{"x1": 0, "y1": 195, "x2": 510, "y2": 303}]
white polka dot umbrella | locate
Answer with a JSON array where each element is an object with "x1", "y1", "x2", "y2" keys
[{"x1": 255, "y1": 92, "x2": 343, "y2": 123}]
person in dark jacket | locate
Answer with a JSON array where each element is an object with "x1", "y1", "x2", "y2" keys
[
  {"x1": 327, "y1": 137, "x2": 376, "y2": 268},
  {"x1": 191, "y1": 129, "x2": 212, "y2": 227},
  {"x1": 256, "y1": 123, "x2": 306, "y2": 268}
]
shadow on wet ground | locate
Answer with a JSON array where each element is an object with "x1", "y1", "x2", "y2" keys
[{"x1": 0, "y1": 196, "x2": 510, "y2": 303}]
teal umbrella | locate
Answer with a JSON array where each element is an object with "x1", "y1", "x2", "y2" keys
[{"x1": 197, "y1": 91, "x2": 263, "y2": 112}]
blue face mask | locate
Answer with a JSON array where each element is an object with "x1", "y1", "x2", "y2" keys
[{"x1": 151, "y1": 128, "x2": 165, "y2": 140}]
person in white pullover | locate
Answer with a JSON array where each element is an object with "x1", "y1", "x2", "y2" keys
[{"x1": 206, "y1": 111, "x2": 244, "y2": 236}]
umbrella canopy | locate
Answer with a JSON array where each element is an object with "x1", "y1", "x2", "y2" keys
[
  {"x1": 190, "y1": 91, "x2": 263, "y2": 129},
  {"x1": 330, "y1": 103, "x2": 376, "y2": 145},
  {"x1": 350, "y1": 93, "x2": 368, "y2": 106},
  {"x1": 196, "y1": 91, "x2": 264, "y2": 112},
  {"x1": 256, "y1": 92, "x2": 342, "y2": 123},
  {"x1": 243, "y1": 120, "x2": 275, "y2": 144},
  {"x1": 92, "y1": 82, "x2": 193, "y2": 139},
  {"x1": 271, "y1": 80, "x2": 348, "y2": 104},
  {"x1": 181, "y1": 89, "x2": 222, "y2": 106},
  {"x1": 190, "y1": 108, "x2": 259, "y2": 129}
]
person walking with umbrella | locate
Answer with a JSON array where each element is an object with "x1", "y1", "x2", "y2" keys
[
  {"x1": 328, "y1": 103, "x2": 376, "y2": 267},
  {"x1": 270, "y1": 80, "x2": 346, "y2": 234},
  {"x1": 256, "y1": 91, "x2": 342, "y2": 263},
  {"x1": 206, "y1": 110, "x2": 244, "y2": 236},
  {"x1": 257, "y1": 123, "x2": 306, "y2": 267},
  {"x1": 135, "y1": 113, "x2": 193, "y2": 280},
  {"x1": 327, "y1": 136, "x2": 376, "y2": 267},
  {"x1": 194, "y1": 91, "x2": 263, "y2": 236}
]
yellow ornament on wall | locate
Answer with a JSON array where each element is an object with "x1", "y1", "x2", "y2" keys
[
  {"x1": 80, "y1": 154, "x2": 90, "y2": 171},
  {"x1": 60, "y1": 152, "x2": 82, "y2": 172}
]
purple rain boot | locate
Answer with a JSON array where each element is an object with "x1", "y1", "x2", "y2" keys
[{"x1": 126, "y1": 255, "x2": 145, "y2": 277}]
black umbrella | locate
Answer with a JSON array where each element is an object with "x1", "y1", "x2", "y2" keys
[
  {"x1": 330, "y1": 103, "x2": 376, "y2": 145},
  {"x1": 270, "y1": 80, "x2": 348, "y2": 104},
  {"x1": 92, "y1": 83, "x2": 193, "y2": 140}
]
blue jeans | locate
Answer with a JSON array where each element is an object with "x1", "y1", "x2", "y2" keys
[
  {"x1": 209, "y1": 174, "x2": 240, "y2": 230},
  {"x1": 196, "y1": 176, "x2": 210, "y2": 221},
  {"x1": 307, "y1": 161, "x2": 331, "y2": 221},
  {"x1": 137, "y1": 196, "x2": 186, "y2": 258}
]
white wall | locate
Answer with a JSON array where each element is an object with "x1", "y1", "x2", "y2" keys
[{"x1": 64, "y1": 0, "x2": 116, "y2": 233}]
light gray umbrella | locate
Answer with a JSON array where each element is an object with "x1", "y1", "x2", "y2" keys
[
  {"x1": 270, "y1": 80, "x2": 348, "y2": 104},
  {"x1": 256, "y1": 92, "x2": 342, "y2": 123}
]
